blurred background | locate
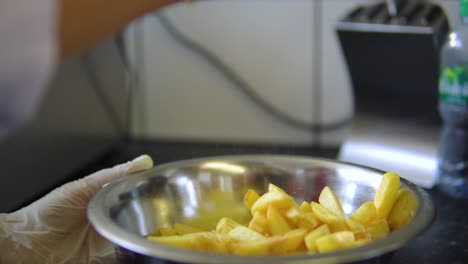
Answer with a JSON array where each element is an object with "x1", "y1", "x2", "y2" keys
[{"x1": 0, "y1": 0, "x2": 459, "y2": 212}]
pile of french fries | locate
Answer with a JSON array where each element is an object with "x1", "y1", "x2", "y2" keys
[{"x1": 147, "y1": 172, "x2": 417, "y2": 256}]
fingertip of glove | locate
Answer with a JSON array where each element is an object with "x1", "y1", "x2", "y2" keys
[{"x1": 127, "y1": 154, "x2": 154, "y2": 174}]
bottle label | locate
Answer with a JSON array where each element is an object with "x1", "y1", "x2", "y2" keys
[{"x1": 439, "y1": 65, "x2": 468, "y2": 106}]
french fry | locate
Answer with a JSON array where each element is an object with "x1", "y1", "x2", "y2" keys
[
  {"x1": 244, "y1": 189, "x2": 260, "y2": 211},
  {"x1": 148, "y1": 232, "x2": 231, "y2": 252},
  {"x1": 248, "y1": 212, "x2": 268, "y2": 234},
  {"x1": 315, "y1": 231, "x2": 355, "y2": 253},
  {"x1": 387, "y1": 189, "x2": 418, "y2": 231},
  {"x1": 285, "y1": 206, "x2": 301, "y2": 222},
  {"x1": 319, "y1": 186, "x2": 346, "y2": 219},
  {"x1": 296, "y1": 212, "x2": 319, "y2": 231},
  {"x1": 216, "y1": 217, "x2": 241, "y2": 234},
  {"x1": 228, "y1": 226, "x2": 265, "y2": 241},
  {"x1": 350, "y1": 201, "x2": 376, "y2": 226},
  {"x1": 267, "y1": 205, "x2": 292, "y2": 235},
  {"x1": 251, "y1": 191, "x2": 296, "y2": 215},
  {"x1": 374, "y1": 172, "x2": 400, "y2": 219},
  {"x1": 299, "y1": 201, "x2": 312, "y2": 213},
  {"x1": 315, "y1": 233, "x2": 341, "y2": 253},
  {"x1": 268, "y1": 183, "x2": 287, "y2": 194},
  {"x1": 270, "y1": 229, "x2": 308, "y2": 255},
  {"x1": 232, "y1": 239, "x2": 271, "y2": 256},
  {"x1": 329, "y1": 220, "x2": 349, "y2": 233},
  {"x1": 345, "y1": 218, "x2": 370, "y2": 240},
  {"x1": 284, "y1": 207, "x2": 318, "y2": 229},
  {"x1": 304, "y1": 224, "x2": 330, "y2": 252},
  {"x1": 295, "y1": 243, "x2": 308, "y2": 253},
  {"x1": 333, "y1": 231, "x2": 356, "y2": 249},
  {"x1": 311, "y1": 202, "x2": 341, "y2": 224},
  {"x1": 367, "y1": 219, "x2": 390, "y2": 240},
  {"x1": 148, "y1": 234, "x2": 196, "y2": 250}
]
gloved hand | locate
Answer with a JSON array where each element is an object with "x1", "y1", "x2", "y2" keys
[{"x1": 0, "y1": 154, "x2": 154, "y2": 264}]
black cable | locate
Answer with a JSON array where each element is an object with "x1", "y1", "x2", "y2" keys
[
  {"x1": 115, "y1": 33, "x2": 134, "y2": 141},
  {"x1": 82, "y1": 52, "x2": 128, "y2": 137},
  {"x1": 154, "y1": 12, "x2": 353, "y2": 133},
  {"x1": 313, "y1": 0, "x2": 324, "y2": 142}
]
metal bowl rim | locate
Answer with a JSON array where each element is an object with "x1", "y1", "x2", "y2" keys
[{"x1": 88, "y1": 154, "x2": 435, "y2": 264}]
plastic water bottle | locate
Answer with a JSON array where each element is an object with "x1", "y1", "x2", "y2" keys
[{"x1": 437, "y1": 0, "x2": 468, "y2": 198}]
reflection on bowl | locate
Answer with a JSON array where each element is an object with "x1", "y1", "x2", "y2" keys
[{"x1": 88, "y1": 155, "x2": 434, "y2": 264}]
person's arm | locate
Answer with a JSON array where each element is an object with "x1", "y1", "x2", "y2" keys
[{"x1": 59, "y1": 0, "x2": 181, "y2": 59}]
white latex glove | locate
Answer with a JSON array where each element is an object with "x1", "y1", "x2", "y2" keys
[{"x1": 0, "y1": 154, "x2": 154, "y2": 264}]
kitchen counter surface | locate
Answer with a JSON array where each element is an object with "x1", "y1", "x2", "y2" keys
[
  {"x1": 68, "y1": 140, "x2": 468, "y2": 263},
  {"x1": 391, "y1": 189, "x2": 468, "y2": 264}
]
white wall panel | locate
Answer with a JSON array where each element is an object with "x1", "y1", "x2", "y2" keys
[
  {"x1": 127, "y1": 0, "x2": 459, "y2": 146},
  {"x1": 130, "y1": 1, "x2": 319, "y2": 144}
]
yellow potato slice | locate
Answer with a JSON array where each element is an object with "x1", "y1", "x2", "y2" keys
[
  {"x1": 299, "y1": 201, "x2": 312, "y2": 213},
  {"x1": 173, "y1": 223, "x2": 203, "y2": 235},
  {"x1": 267, "y1": 205, "x2": 292, "y2": 235},
  {"x1": 329, "y1": 220, "x2": 349, "y2": 233},
  {"x1": 243, "y1": 189, "x2": 260, "y2": 211},
  {"x1": 251, "y1": 191, "x2": 296, "y2": 215},
  {"x1": 367, "y1": 218, "x2": 390, "y2": 240},
  {"x1": 232, "y1": 239, "x2": 271, "y2": 256},
  {"x1": 311, "y1": 202, "x2": 341, "y2": 224},
  {"x1": 248, "y1": 212, "x2": 268, "y2": 234},
  {"x1": 216, "y1": 217, "x2": 241, "y2": 234},
  {"x1": 345, "y1": 218, "x2": 370, "y2": 240},
  {"x1": 295, "y1": 243, "x2": 308, "y2": 254},
  {"x1": 228, "y1": 226, "x2": 265, "y2": 241},
  {"x1": 148, "y1": 232, "x2": 231, "y2": 252},
  {"x1": 268, "y1": 183, "x2": 287, "y2": 194},
  {"x1": 148, "y1": 234, "x2": 195, "y2": 250},
  {"x1": 388, "y1": 189, "x2": 418, "y2": 231},
  {"x1": 374, "y1": 172, "x2": 400, "y2": 219},
  {"x1": 304, "y1": 224, "x2": 331, "y2": 252},
  {"x1": 296, "y1": 212, "x2": 319, "y2": 231},
  {"x1": 270, "y1": 229, "x2": 308, "y2": 255},
  {"x1": 315, "y1": 231, "x2": 355, "y2": 253},
  {"x1": 333, "y1": 231, "x2": 356, "y2": 249},
  {"x1": 285, "y1": 206, "x2": 301, "y2": 221},
  {"x1": 319, "y1": 186, "x2": 346, "y2": 219},
  {"x1": 350, "y1": 201, "x2": 376, "y2": 226},
  {"x1": 315, "y1": 234, "x2": 340, "y2": 253}
]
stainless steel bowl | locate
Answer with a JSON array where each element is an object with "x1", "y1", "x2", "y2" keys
[{"x1": 88, "y1": 155, "x2": 435, "y2": 264}]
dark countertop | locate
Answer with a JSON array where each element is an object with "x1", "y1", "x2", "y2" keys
[
  {"x1": 49, "y1": 140, "x2": 468, "y2": 263},
  {"x1": 391, "y1": 189, "x2": 468, "y2": 264}
]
